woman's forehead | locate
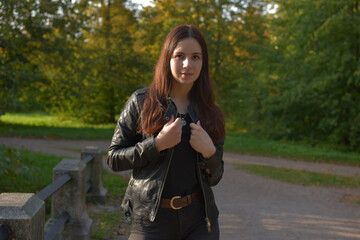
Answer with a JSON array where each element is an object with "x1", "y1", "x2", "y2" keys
[{"x1": 173, "y1": 38, "x2": 202, "y2": 53}]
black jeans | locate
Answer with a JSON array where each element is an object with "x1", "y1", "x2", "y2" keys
[{"x1": 128, "y1": 200, "x2": 219, "y2": 240}]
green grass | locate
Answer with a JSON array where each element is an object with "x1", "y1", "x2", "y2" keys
[
  {"x1": 0, "y1": 146, "x2": 64, "y2": 221},
  {"x1": 225, "y1": 132, "x2": 360, "y2": 166},
  {"x1": 90, "y1": 208, "x2": 130, "y2": 239},
  {"x1": 90, "y1": 210, "x2": 125, "y2": 239},
  {"x1": 0, "y1": 112, "x2": 115, "y2": 139},
  {"x1": 103, "y1": 171, "x2": 128, "y2": 197},
  {"x1": 236, "y1": 164, "x2": 360, "y2": 188},
  {"x1": 0, "y1": 145, "x2": 130, "y2": 238},
  {"x1": 1, "y1": 111, "x2": 359, "y2": 165},
  {"x1": 0, "y1": 145, "x2": 63, "y2": 193},
  {"x1": 90, "y1": 171, "x2": 130, "y2": 239},
  {"x1": 0, "y1": 144, "x2": 128, "y2": 196},
  {"x1": 0, "y1": 111, "x2": 115, "y2": 128}
]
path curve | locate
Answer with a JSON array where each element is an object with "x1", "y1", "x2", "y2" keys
[{"x1": 1, "y1": 137, "x2": 360, "y2": 240}]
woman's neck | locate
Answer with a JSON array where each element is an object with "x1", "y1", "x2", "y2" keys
[{"x1": 169, "y1": 84, "x2": 192, "y2": 114}]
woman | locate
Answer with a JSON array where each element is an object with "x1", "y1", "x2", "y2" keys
[{"x1": 107, "y1": 24, "x2": 225, "y2": 240}]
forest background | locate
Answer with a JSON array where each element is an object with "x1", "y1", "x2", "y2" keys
[{"x1": 1, "y1": 0, "x2": 360, "y2": 152}]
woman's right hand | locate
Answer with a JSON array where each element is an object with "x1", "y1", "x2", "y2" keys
[{"x1": 154, "y1": 115, "x2": 182, "y2": 152}]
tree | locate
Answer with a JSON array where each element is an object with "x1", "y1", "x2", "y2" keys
[
  {"x1": 137, "y1": 0, "x2": 270, "y2": 121},
  {"x1": 254, "y1": 0, "x2": 360, "y2": 150},
  {"x1": 0, "y1": 0, "x2": 56, "y2": 114},
  {"x1": 75, "y1": 0, "x2": 146, "y2": 122}
]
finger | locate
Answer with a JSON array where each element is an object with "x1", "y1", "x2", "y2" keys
[
  {"x1": 173, "y1": 117, "x2": 183, "y2": 126},
  {"x1": 189, "y1": 122, "x2": 200, "y2": 129},
  {"x1": 197, "y1": 120, "x2": 201, "y2": 127}
]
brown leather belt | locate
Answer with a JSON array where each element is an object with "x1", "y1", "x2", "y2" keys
[{"x1": 160, "y1": 190, "x2": 203, "y2": 210}]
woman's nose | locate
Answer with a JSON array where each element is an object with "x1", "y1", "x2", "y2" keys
[{"x1": 183, "y1": 58, "x2": 191, "y2": 68}]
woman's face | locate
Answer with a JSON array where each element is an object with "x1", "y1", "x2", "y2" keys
[{"x1": 170, "y1": 37, "x2": 203, "y2": 87}]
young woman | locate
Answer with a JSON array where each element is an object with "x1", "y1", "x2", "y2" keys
[{"x1": 107, "y1": 24, "x2": 225, "y2": 240}]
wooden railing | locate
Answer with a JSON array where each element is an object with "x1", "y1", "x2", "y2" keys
[{"x1": 0, "y1": 146, "x2": 107, "y2": 240}]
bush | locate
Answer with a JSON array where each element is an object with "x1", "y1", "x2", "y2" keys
[{"x1": 0, "y1": 145, "x2": 41, "y2": 192}]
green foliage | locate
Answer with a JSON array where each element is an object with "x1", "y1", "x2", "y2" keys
[
  {"x1": 0, "y1": 145, "x2": 40, "y2": 192},
  {"x1": 38, "y1": 0, "x2": 149, "y2": 123},
  {"x1": 0, "y1": 145, "x2": 61, "y2": 193},
  {"x1": 2, "y1": 0, "x2": 359, "y2": 151},
  {"x1": 138, "y1": 0, "x2": 270, "y2": 108},
  {"x1": 243, "y1": 0, "x2": 360, "y2": 150},
  {"x1": 0, "y1": 0, "x2": 53, "y2": 113},
  {"x1": 236, "y1": 164, "x2": 360, "y2": 188}
]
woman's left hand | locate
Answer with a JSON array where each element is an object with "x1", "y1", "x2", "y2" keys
[{"x1": 189, "y1": 121, "x2": 216, "y2": 159}]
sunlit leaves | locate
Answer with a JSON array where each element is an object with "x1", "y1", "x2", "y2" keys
[{"x1": 253, "y1": 0, "x2": 360, "y2": 150}]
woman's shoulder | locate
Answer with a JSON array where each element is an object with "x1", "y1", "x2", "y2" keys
[
  {"x1": 126, "y1": 88, "x2": 148, "y2": 104},
  {"x1": 126, "y1": 88, "x2": 148, "y2": 111},
  {"x1": 133, "y1": 88, "x2": 149, "y2": 96}
]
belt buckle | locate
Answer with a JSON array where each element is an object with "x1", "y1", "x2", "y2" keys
[{"x1": 170, "y1": 196, "x2": 182, "y2": 210}]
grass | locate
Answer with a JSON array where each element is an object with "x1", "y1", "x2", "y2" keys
[
  {"x1": 0, "y1": 112, "x2": 115, "y2": 139},
  {"x1": 225, "y1": 132, "x2": 360, "y2": 166},
  {"x1": 90, "y1": 210, "x2": 129, "y2": 239},
  {"x1": 0, "y1": 145, "x2": 63, "y2": 193},
  {"x1": 236, "y1": 164, "x2": 360, "y2": 188},
  {"x1": 103, "y1": 171, "x2": 128, "y2": 197},
  {"x1": 1, "y1": 111, "x2": 359, "y2": 165},
  {"x1": 0, "y1": 146, "x2": 63, "y2": 221},
  {"x1": 0, "y1": 145, "x2": 130, "y2": 238},
  {"x1": 90, "y1": 171, "x2": 130, "y2": 239}
]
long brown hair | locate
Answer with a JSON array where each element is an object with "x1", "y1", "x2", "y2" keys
[{"x1": 140, "y1": 24, "x2": 225, "y2": 143}]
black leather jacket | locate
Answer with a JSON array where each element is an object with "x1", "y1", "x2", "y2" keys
[{"x1": 107, "y1": 88, "x2": 224, "y2": 230}]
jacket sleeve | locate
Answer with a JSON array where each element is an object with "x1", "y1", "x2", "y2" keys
[
  {"x1": 107, "y1": 92, "x2": 162, "y2": 171},
  {"x1": 199, "y1": 138, "x2": 224, "y2": 186}
]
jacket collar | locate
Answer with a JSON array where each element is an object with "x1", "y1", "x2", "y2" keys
[{"x1": 163, "y1": 97, "x2": 198, "y2": 123}]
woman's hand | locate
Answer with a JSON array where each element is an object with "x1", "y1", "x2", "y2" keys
[
  {"x1": 189, "y1": 121, "x2": 216, "y2": 159},
  {"x1": 154, "y1": 115, "x2": 183, "y2": 152}
]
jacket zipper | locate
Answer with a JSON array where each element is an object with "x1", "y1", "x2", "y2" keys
[
  {"x1": 196, "y1": 151, "x2": 212, "y2": 232},
  {"x1": 188, "y1": 111, "x2": 212, "y2": 233},
  {"x1": 153, "y1": 146, "x2": 174, "y2": 220},
  {"x1": 153, "y1": 101, "x2": 212, "y2": 231},
  {"x1": 152, "y1": 105, "x2": 177, "y2": 221}
]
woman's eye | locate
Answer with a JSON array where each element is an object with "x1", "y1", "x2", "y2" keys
[
  {"x1": 193, "y1": 55, "x2": 201, "y2": 60},
  {"x1": 174, "y1": 55, "x2": 183, "y2": 59}
]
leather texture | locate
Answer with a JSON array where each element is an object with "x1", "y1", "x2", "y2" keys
[
  {"x1": 160, "y1": 189, "x2": 203, "y2": 209},
  {"x1": 107, "y1": 88, "x2": 224, "y2": 226}
]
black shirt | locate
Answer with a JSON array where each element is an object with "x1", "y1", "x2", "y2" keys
[{"x1": 161, "y1": 113, "x2": 200, "y2": 198}]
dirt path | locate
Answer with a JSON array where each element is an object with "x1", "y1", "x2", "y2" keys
[{"x1": 1, "y1": 136, "x2": 360, "y2": 240}]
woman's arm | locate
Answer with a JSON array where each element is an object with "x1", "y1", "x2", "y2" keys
[
  {"x1": 189, "y1": 121, "x2": 224, "y2": 186},
  {"x1": 107, "y1": 92, "x2": 162, "y2": 171},
  {"x1": 200, "y1": 138, "x2": 224, "y2": 186}
]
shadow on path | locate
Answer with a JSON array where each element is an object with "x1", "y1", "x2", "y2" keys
[
  {"x1": 1, "y1": 137, "x2": 360, "y2": 240},
  {"x1": 214, "y1": 162, "x2": 360, "y2": 240}
]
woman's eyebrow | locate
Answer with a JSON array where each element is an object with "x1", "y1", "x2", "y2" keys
[
  {"x1": 173, "y1": 51, "x2": 184, "y2": 54},
  {"x1": 173, "y1": 51, "x2": 202, "y2": 55}
]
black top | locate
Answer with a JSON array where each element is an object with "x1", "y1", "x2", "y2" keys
[{"x1": 161, "y1": 113, "x2": 200, "y2": 198}]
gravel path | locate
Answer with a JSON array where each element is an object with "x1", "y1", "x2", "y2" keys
[{"x1": 1, "y1": 136, "x2": 360, "y2": 240}]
